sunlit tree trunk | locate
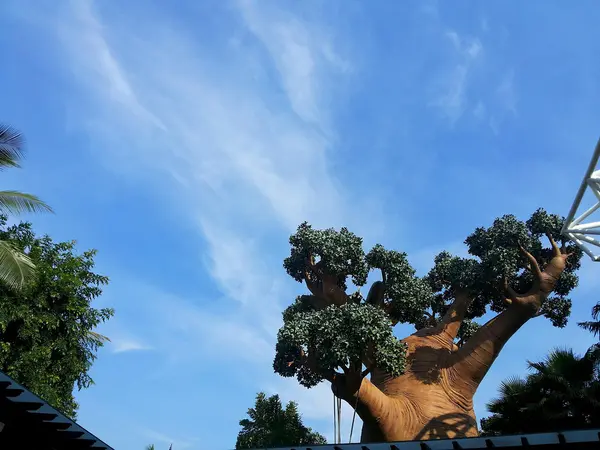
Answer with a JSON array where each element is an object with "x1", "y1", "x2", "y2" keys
[{"x1": 333, "y1": 243, "x2": 570, "y2": 442}]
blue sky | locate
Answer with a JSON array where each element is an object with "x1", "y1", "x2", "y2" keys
[{"x1": 2, "y1": 0, "x2": 600, "y2": 449}]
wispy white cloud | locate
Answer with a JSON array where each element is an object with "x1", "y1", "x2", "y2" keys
[
  {"x1": 429, "y1": 30, "x2": 483, "y2": 124},
  {"x1": 237, "y1": 0, "x2": 351, "y2": 129},
  {"x1": 97, "y1": 317, "x2": 153, "y2": 354},
  {"x1": 427, "y1": 23, "x2": 517, "y2": 132},
  {"x1": 496, "y1": 69, "x2": 517, "y2": 115},
  {"x1": 110, "y1": 336, "x2": 152, "y2": 354},
  {"x1": 59, "y1": 0, "x2": 164, "y2": 130},
  {"x1": 489, "y1": 69, "x2": 518, "y2": 134},
  {"x1": 53, "y1": 0, "x2": 355, "y2": 288}
]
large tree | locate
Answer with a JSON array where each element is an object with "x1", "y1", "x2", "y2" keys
[
  {"x1": 0, "y1": 124, "x2": 53, "y2": 289},
  {"x1": 480, "y1": 347, "x2": 600, "y2": 435},
  {"x1": 235, "y1": 392, "x2": 327, "y2": 449},
  {"x1": 273, "y1": 209, "x2": 583, "y2": 442},
  {"x1": 0, "y1": 218, "x2": 113, "y2": 418}
]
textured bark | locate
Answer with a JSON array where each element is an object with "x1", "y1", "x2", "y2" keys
[{"x1": 328, "y1": 240, "x2": 571, "y2": 443}]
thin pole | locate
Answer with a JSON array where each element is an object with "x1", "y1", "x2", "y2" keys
[
  {"x1": 337, "y1": 397, "x2": 342, "y2": 444},
  {"x1": 333, "y1": 392, "x2": 337, "y2": 444},
  {"x1": 349, "y1": 382, "x2": 361, "y2": 443}
]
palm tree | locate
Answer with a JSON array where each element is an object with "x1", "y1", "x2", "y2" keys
[
  {"x1": 0, "y1": 124, "x2": 52, "y2": 289},
  {"x1": 578, "y1": 302, "x2": 600, "y2": 339},
  {"x1": 146, "y1": 445, "x2": 155, "y2": 450},
  {"x1": 0, "y1": 127, "x2": 111, "y2": 342},
  {"x1": 481, "y1": 348, "x2": 600, "y2": 435}
]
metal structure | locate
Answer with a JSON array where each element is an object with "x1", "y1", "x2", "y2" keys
[
  {"x1": 254, "y1": 429, "x2": 600, "y2": 450},
  {"x1": 561, "y1": 138, "x2": 600, "y2": 261},
  {"x1": 0, "y1": 370, "x2": 114, "y2": 449}
]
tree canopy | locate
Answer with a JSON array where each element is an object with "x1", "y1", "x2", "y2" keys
[
  {"x1": 274, "y1": 209, "x2": 583, "y2": 389},
  {"x1": 0, "y1": 125, "x2": 54, "y2": 289},
  {"x1": 481, "y1": 299, "x2": 600, "y2": 436},
  {"x1": 480, "y1": 347, "x2": 600, "y2": 435},
  {"x1": 235, "y1": 392, "x2": 327, "y2": 449},
  {"x1": 0, "y1": 217, "x2": 113, "y2": 418}
]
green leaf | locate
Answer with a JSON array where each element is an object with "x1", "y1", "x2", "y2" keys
[
  {"x1": 87, "y1": 331, "x2": 111, "y2": 344},
  {"x1": 284, "y1": 222, "x2": 369, "y2": 289},
  {"x1": 0, "y1": 239, "x2": 36, "y2": 289},
  {"x1": 0, "y1": 124, "x2": 25, "y2": 169},
  {"x1": 274, "y1": 303, "x2": 407, "y2": 387},
  {"x1": 0, "y1": 191, "x2": 53, "y2": 215}
]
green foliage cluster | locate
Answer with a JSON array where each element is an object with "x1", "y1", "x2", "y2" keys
[
  {"x1": 427, "y1": 209, "x2": 582, "y2": 325},
  {"x1": 578, "y1": 302, "x2": 600, "y2": 339},
  {"x1": 482, "y1": 299, "x2": 600, "y2": 435},
  {"x1": 0, "y1": 124, "x2": 53, "y2": 289},
  {"x1": 366, "y1": 244, "x2": 433, "y2": 324},
  {"x1": 275, "y1": 209, "x2": 583, "y2": 386},
  {"x1": 0, "y1": 218, "x2": 113, "y2": 418},
  {"x1": 275, "y1": 302, "x2": 407, "y2": 387},
  {"x1": 284, "y1": 222, "x2": 369, "y2": 289},
  {"x1": 235, "y1": 392, "x2": 327, "y2": 449},
  {"x1": 481, "y1": 346, "x2": 600, "y2": 435}
]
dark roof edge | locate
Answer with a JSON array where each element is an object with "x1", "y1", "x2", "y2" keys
[
  {"x1": 248, "y1": 428, "x2": 600, "y2": 450},
  {"x1": 0, "y1": 370, "x2": 114, "y2": 450}
]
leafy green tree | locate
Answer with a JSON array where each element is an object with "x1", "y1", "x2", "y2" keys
[
  {"x1": 481, "y1": 347, "x2": 600, "y2": 435},
  {"x1": 235, "y1": 392, "x2": 327, "y2": 449},
  {"x1": 0, "y1": 218, "x2": 113, "y2": 418},
  {"x1": 0, "y1": 124, "x2": 53, "y2": 289},
  {"x1": 274, "y1": 209, "x2": 583, "y2": 442}
]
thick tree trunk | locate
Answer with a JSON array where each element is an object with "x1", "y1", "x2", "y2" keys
[
  {"x1": 332, "y1": 245, "x2": 570, "y2": 443},
  {"x1": 349, "y1": 334, "x2": 480, "y2": 442}
]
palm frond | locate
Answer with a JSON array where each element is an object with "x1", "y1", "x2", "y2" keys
[
  {"x1": 87, "y1": 331, "x2": 111, "y2": 344},
  {"x1": 0, "y1": 191, "x2": 53, "y2": 215},
  {"x1": 499, "y1": 376, "x2": 528, "y2": 396},
  {"x1": 0, "y1": 124, "x2": 25, "y2": 169},
  {"x1": 578, "y1": 301, "x2": 600, "y2": 338},
  {"x1": 591, "y1": 302, "x2": 600, "y2": 320},
  {"x1": 0, "y1": 239, "x2": 36, "y2": 289},
  {"x1": 579, "y1": 320, "x2": 600, "y2": 338}
]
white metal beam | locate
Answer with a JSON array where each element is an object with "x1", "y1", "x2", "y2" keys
[{"x1": 561, "y1": 138, "x2": 600, "y2": 262}]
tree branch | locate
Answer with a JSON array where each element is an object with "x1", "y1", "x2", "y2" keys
[
  {"x1": 303, "y1": 294, "x2": 329, "y2": 311},
  {"x1": 366, "y1": 281, "x2": 386, "y2": 307},
  {"x1": 361, "y1": 342, "x2": 376, "y2": 369},
  {"x1": 503, "y1": 276, "x2": 518, "y2": 305},
  {"x1": 380, "y1": 268, "x2": 387, "y2": 285},
  {"x1": 546, "y1": 233, "x2": 561, "y2": 258},
  {"x1": 538, "y1": 234, "x2": 571, "y2": 295},
  {"x1": 424, "y1": 310, "x2": 439, "y2": 327},
  {"x1": 448, "y1": 304, "x2": 532, "y2": 393},
  {"x1": 304, "y1": 255, "x2": 349, "y2": 306},
  {"x1": 518, "y1": 243, "x2": 543, "y2": 292},
  {"x1": 331, "y1": 374, "x2": 391, "y2": 431},
  {"x1": 289, "y1": 346, "x2": 340, "y2": 383},
  {"x1": 450, "y1": 241, "x2": 571, "y2": 392},
  {"x1": 425, "y1": 288, "x2": 473, "y2": 349}
]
